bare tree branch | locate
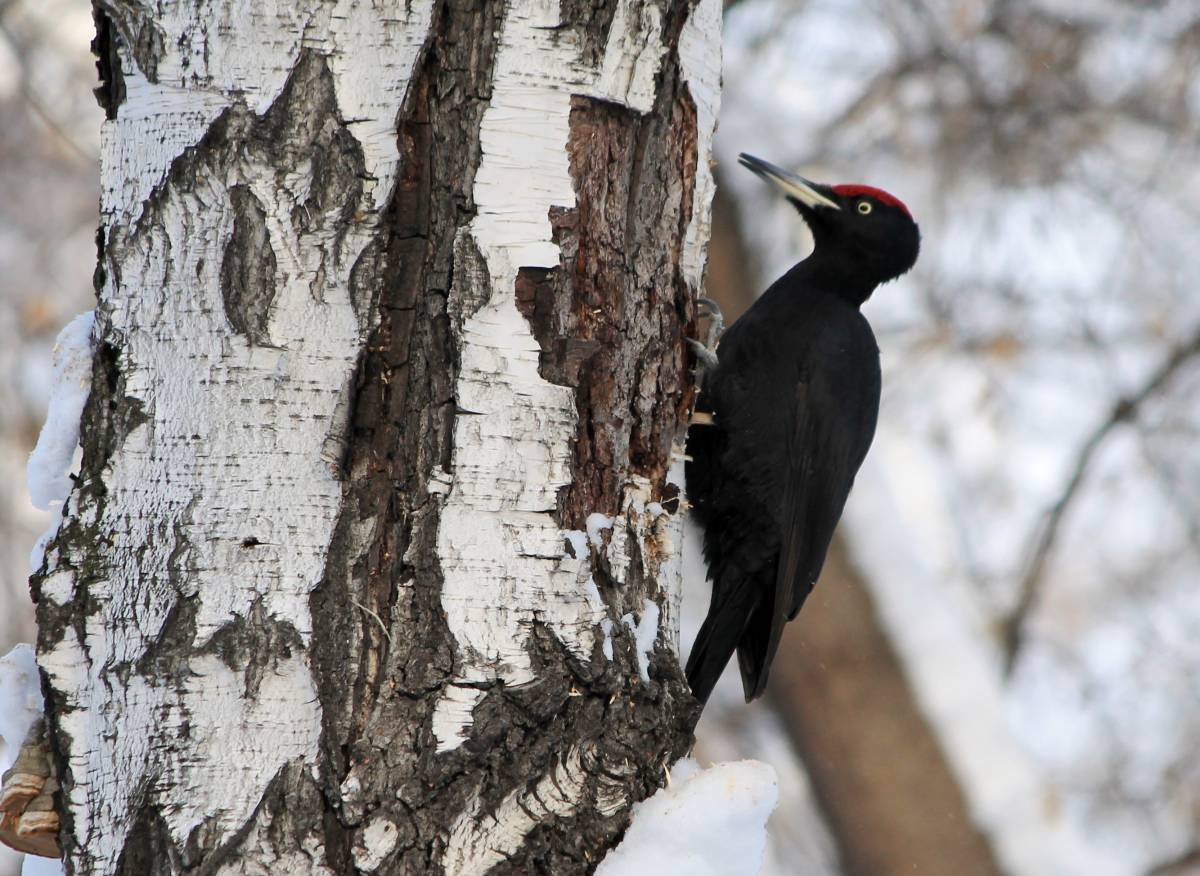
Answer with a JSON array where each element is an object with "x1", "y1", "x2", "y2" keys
[{"x1": 1002, "y1": 323, "x2": 1200, "y2": 673}]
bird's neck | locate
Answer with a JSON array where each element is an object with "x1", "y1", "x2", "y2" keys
[{"x1": 791, "y1": 252, "x2": 877, "y2": 307}]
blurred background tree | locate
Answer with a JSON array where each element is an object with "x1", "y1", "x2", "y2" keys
[{"x1": 2, "y1": 1, "x2": 1198, "y2": 875}]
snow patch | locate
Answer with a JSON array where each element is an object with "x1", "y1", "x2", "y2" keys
[
  {"x1": 622, "y1": 599, "x2": 660, "y2": 683},
  {"x1": 597, "y1": 759, "x2": 778, "y2": 876},
  {"x1": 600, "y1": 618, "x2": 615, "y2": 661},
  {"x1": 0, "y1": 644, "x2": 43, "y2": 770},
  {"x1": 583, "y1": 576, "x2": 604, "y2": 610},
  {"x1": 586, "y1": 512, "x2": 614, "y2": 549},
  {"x1": 564, "y1": 529, "x2": 589, "y2": 559},
  {"x1": 26, "y1": 311, "x2": 93, "y2": 511},
  {"x1": 25, "y1": 311, "x2": 93, "y2": 573}
]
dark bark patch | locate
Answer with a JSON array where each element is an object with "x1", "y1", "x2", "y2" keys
[
  {"x1": 259, "y1": 53, "x2": 366, "y2": 234},
  {"x1": 220, "y1": 185, "x2": 277, "y2": 344},
  {"x1": 348, "y1": 236, "x2": 385, "y2": 330},
  {"x1": 94, "y1": 1, "x2": 165, "y2": 83},
  {"x1": 204, "y1": 597, "x2": 306, "y2": 699},
  {"x1": 558, "y1": 0, "x2": 622, "y2": 69},
  {"x1": 309, "y1": 3, "x2": 504, "y2": 871},
  {"x1": 133, "y1": 591, "x2": 199, "y2": 679},
  {"x1": 517, "y1": 84, "x2": 696, "y2": 534},
  {"x1": 91, "y1": 6, "x2": 126, "y2": 120},
  {"x1": 447, "y1": 228, "x2": 491, "y2": 332},
  {"x1": 115, "y1": 796, "x2": 183, "y2": 876}
]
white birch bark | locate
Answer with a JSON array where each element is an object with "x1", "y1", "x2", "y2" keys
[
  {"x1": 29, "y1": 1, "x2": 719, "y2": 873},
  {"x1": 39, "y1": 3, "x2": 433, "y2": 872},
  {"x1": 431, "y1": 0, "x2": 670, "y2": 753}
]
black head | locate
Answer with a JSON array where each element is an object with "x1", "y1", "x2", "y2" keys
[{"x1": 739, "y1": 153, "x2": 920, "y2": 304}]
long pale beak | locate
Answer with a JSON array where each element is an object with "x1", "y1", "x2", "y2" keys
[{"x1": 738, "y1": 153, "x2": 841, "y2": 211}]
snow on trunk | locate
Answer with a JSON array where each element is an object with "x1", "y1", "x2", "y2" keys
[
  {"x1": 596, "y1": 758, "x2": 778, "y2": 876},
  {"x1": 26, "y1": 311, "x2": 94, "y2": 572},
  {"x1": 0, "y1": 645, "x2": 43, "y2": 777}
]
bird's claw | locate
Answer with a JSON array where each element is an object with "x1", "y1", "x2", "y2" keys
[
  {"x1": 687, "y1": 337, "x2": 719, "y2": 371},
  {"x1": 688, "y1": 297, "x2": 725, "y2": 374},
  {"x1": 697, "y1": 297, "x2": 725, "y2": 339}
]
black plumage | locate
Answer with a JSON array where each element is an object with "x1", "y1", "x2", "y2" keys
[{"x1": 685, "y1": 154, "x2": 921, "y2": 704}]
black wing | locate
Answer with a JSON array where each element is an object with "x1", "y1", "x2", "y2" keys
[{"x1": 738, "y1": 344, "x2": 878, "y2": 700}]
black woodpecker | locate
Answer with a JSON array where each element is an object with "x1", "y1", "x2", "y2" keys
[{"x1": 684, "y1": 153, "x2": 920, "y2": 704}]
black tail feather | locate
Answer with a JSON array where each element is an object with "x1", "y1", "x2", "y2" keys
[
  {"x1": 685, "y1": 586, "x2": 760, "y2": 704},
  {"x1": 736, "y1": 598, "x2": 776, "y2": 701}
]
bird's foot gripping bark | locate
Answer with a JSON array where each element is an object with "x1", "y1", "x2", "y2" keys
[
  {"x1": 0, "y1": 719, "x2": 61, "y2": 859},
  {"x1": 686, "y1": 338, "x2": 718, "y2": 371},
  {"x1": 687, "y1": 297, "x2": 725, "y2": 371}
]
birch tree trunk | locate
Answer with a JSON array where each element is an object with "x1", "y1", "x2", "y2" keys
[{"x1": 32, "y1": 1, "x2": 720, "y2": 873}]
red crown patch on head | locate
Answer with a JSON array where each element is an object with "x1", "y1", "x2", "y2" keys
[{"x1": 832, "y1": 184, "x2": 911, "y2": 218}]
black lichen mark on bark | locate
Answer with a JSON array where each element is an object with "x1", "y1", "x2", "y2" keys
[
  {"x1": 91, "y1": 5, "x2": 126, "y2": 119},
  {"x1": 204, "y1": 596, "x2": 306, "y2": 699},
  {"x1": 220, "y1": 185, "x2": 278, "y2": 345}
]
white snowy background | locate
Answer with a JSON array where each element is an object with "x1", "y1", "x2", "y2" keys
[{"x1": 2, "y1": 1, "x2": 1199, "y2": 875}]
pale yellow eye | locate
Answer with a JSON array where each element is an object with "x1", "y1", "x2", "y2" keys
[{"x1": 857, "y1": 201, "x2": 873, "y2": 215}]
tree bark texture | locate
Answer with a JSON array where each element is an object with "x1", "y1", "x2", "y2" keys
[{"x1": 33, "y1": 1, "x2": 720, "y2": 873}]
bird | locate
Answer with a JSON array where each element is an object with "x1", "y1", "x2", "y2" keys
[{"x1": 684, "y1": 153, "x2": 920, "y2": 704}]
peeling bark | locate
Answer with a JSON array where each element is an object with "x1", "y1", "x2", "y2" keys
[{"x1": 33, "y1": 1, "x2": 719, "y2": 873}]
